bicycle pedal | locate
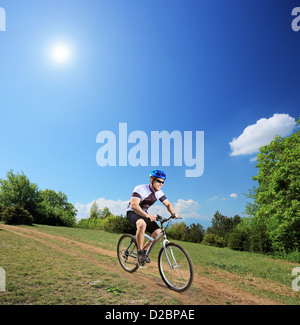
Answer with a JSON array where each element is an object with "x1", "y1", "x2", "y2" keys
[{"x1": 138, "y1": 261, "x2": 146, "y2": 268}]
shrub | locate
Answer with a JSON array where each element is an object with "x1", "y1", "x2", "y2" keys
[
  {"x1": 76, "y1": 214, "x2": 135, "y2": 234},
  {"x1": 202, "y1": 233, "x2": 225, "y2": 247},
  {"x1": 228, "y1": 218, "x2": 273, "y2": 253},
  {"x1": 102, "y1": 215, "x2": 135, "y2": 234},
  {"x1": 248, "y1": 221, "x2": 272, "y2": 253},
  {"x1": 2, "y1": 204, "x2": 34, "y2": 225},
  {"x1": 167, "y1": 222, "x2": 189, "y2": 241},
  {"x1": 228, "y1": 228, "x2": 248, "y2": 251},
  {"x1": 275, "y1": 249, "x2": 300, "y2": 263}
]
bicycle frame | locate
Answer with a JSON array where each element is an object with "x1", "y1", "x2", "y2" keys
[
  {"x1": 143, "y1": 216, "x2": 174, "y2": 263},
  {"x1": 144, "y1": 230, "x2": 168, "y2": 256},
  {"x1": 144, "y1": 227, "x2": 182, "y2": 273}
]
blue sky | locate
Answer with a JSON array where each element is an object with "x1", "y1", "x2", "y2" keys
[{"x1": 0, "y1": 0, "x2": 299, "y2": 228}]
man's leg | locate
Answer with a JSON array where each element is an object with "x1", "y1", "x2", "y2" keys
[
  {"x1": 136, "y1": 219, "x2": 147, "y2": 251},
  {"x1": 136, "y1": 219, "x2": 152, "y2": 264},
  {"x1": 143, "y1": 228, "x2": 162, "y2": 251}
]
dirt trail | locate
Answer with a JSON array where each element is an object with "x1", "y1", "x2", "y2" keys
[{"x1": 0, "y1": 224, "x2": 283, "y2": 305}]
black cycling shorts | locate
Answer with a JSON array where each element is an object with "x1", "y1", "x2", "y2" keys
[{"x1": 126, "y1": 211, "x2": 159, "y2": 234}]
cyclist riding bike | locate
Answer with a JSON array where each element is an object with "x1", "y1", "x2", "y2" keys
[{"x1": 126, "y1": 169, "x2": 179, "y2": 265}]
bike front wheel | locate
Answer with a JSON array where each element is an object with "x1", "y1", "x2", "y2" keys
[
  {"x1": 117, "y1": 234, "x2": 139, "y2": 273},
  {"x1": 158, "y1": 243, "x2": 194, "y2": 292}
]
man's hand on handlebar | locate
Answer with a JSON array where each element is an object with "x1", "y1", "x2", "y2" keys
[
  {"x1": 156, "y1": 214, "x2": 181, "y2": 222},
  {"x1": 147, "y1": 214, "x2": 157, "y2": 222}
]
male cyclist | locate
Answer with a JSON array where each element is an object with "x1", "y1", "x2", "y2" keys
[{"x1": 126, "y1": 169, "x2": 178, "y2": 265}]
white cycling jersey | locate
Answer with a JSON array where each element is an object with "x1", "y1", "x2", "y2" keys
[{"x1": 127, "y1": 184, "x2": 167, "y2": 213}]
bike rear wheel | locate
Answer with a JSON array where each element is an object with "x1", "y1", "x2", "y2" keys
[
  {"x1": 117, "y1": 234, "x2": 139, "y2": 273},
  {"x1": 158, "y1": 243, "x2": 194, "y2": 292}
]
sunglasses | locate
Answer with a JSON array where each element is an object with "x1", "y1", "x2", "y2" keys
[{"x1": 155, "y1": 179, "x2": 165, "y2": 184}]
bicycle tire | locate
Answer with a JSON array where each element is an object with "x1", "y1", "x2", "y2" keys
[
  {"x1": 158, "y1": 242, "x2": 194, "y2": 292},
  {"x1": 117, "y1": 234, "x2": 139, "y2": 273}
]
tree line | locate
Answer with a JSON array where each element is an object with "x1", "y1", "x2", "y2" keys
[
  {"x1": 77, "y1": 201, "x2": 208, "y2": 243},
  {"x1": 76, "y1": 201, "x2": 240, "y2": 245},
  {"x1": 0, "y1": 170, "x2": 235, "y2": 244},
  {"x1": 0, "y1": 170, "x2": 77, "y2": 227}
]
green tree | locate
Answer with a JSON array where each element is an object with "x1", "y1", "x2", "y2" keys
[
  {"x1": 246, "y1": 117, "x2": 300, "y2": 253},
  {"x1": 206, "y1": 211, "x2": 241, "y2": 242},
  {"x1": 243, "y1": 186, "x2": 259, "y2": 218},
  {"x1": 38, "y1": 189, "x2": 77, "y2": 227},
  {"x1": 89, "y1": 201, "x2": 101, "y2": 220},
  {"x1": 228, "y1": 217, "x2": 272, "y2": 253},
  {"x1": 202, "y1": 233, "x2": 225, "y2": 247},
  {"x1": 102, "y1": 214, "x2": 135, "y2": 234},
  {"x1": 0, "y1": 170, "x2": 40, "y2": 219},
  {"x1": 187, "y1": 223, "x2": 205, "y2": 243},
  {"x1": 99, "y1": 207, "x2": 112, "y2": 219},
  {"x1": 167, "y1": 222, "x2": 189, "y2": 241}
]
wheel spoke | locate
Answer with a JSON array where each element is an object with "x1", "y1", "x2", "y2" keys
[
  {"x1": 158, "y1": 243, "x2": 193, "y2": 292},
  {"x1": 117, "y1": 235, "x2": 139, "y2": 273}
]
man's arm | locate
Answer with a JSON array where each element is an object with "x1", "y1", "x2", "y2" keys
[
  {"x1": 162, "y1": 199, "x2": 179, "y2": 218},
  {"x1": 130, "y1": 197, "x2": 157, "y2": 222}
]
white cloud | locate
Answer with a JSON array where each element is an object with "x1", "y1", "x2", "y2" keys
[
  {"x1": 174, "y1": 199, "x2": 202, "y2": 220},
  {"x1": 207, "y1": 194, "x2": 237, "y2": 201},
  {"x1": 147, "y1": 198, "x2": 209, "y2": 221},
  {"x1": 75, "y1": 198, "x2": 129, "y2": 220},
  {"x1": 205, "y1": 195, "x2": 218, "y2": 202},
  {"x1": 229, "y1": 114, "x2": 296, "y2": 156},
  {"x1": 229, "y1": 193, "x2": 238, "y2": 199}
]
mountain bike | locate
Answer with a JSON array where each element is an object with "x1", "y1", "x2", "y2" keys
[{"x1": 117, "y1": 215, "x2": 194, "y2": 292}]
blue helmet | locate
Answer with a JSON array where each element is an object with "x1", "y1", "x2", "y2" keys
[{"x1": 149, "y1": 169, "x2": 166, "y2": 180}]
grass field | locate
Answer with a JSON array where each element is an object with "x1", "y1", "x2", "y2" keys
[{"x1": 0, "y1": 222, "x2": 299, "y2": 305}]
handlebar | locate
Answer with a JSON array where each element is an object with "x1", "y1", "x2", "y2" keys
[{"x1": 156, "y1": 214, "x2": 181, "y2": 223}]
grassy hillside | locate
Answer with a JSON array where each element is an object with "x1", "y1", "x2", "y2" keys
[{"x1": 0, "y1": 223, "x2": 299, "y2": 305}]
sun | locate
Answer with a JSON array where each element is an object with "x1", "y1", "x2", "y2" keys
[{"x1": 49, "y1": 42, "x2": 72, "y2": 64}]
